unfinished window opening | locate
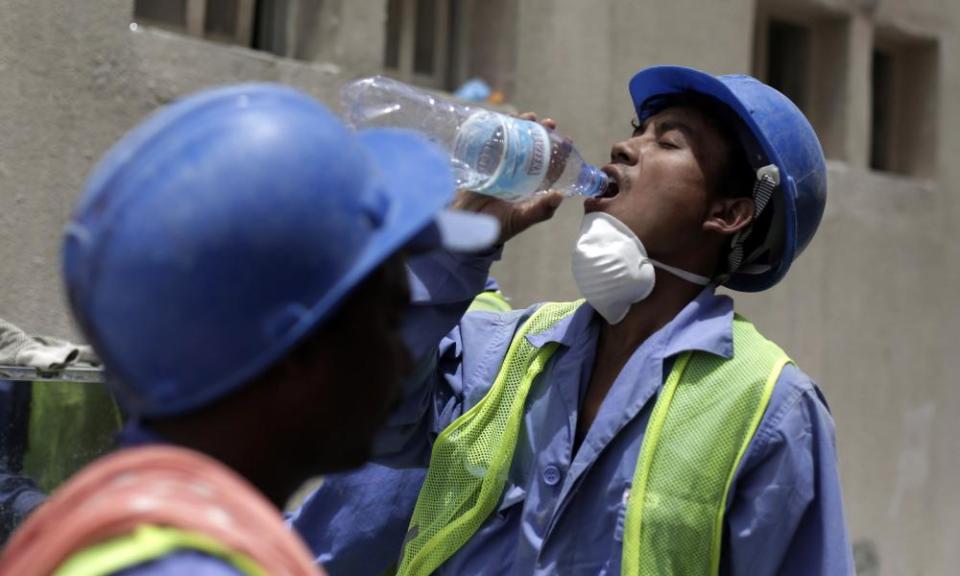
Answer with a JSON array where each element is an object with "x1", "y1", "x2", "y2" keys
[
  {"x1": 204, "y1": 0, "x2": 239, "y2": 41},
  {"x1": 766, "y1": 20, "x2": 811, "y2": 112},
  {"x1": 753, "y1": 4, "x2": 849, "y2": 162},
  {"x1": 133, "y1": 0, "x2": 321, "y2": 59},
  {"x1": 870, "y1": 49, "x2": 893, "y2": 172},
  {"x1": 383, "y1": 0, "x2": 459, "y2": 90},
  {"x1": 253, "y1": 0, "x2": 324, "y2": 59},
  {"x1": 133, "y1": 0, "x2": 188, "y2": 31},
  {"x1": 870, "y1": 34, "x2": 939, "y2": 177}
]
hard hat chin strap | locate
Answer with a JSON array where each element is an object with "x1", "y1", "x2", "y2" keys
[{"x1": 724, "y1": 164, "x2": 780, "y2": 277}]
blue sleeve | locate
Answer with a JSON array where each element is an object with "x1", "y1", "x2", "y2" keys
[
  {"x1": 112, "y1": 550, "x2": 243, "y2": 576},
  {"x1": 370, "y1": 248, "x2": 498, "y2": 467},
  {"x1": 288, "y1": 463, "x2": 426, "y2": 575},
  {"x1": 401, "y1": 248, "x2": 499, "y2": 359},
  {"x1": 724, "y1": 364, "x2": 854, "y2": 576},
  {"x1": 0, "y1": 472, "x2": 45, "y2": 543},
  {"x1": 288, "y1": 250, "x2": 522, "y2": 573}
]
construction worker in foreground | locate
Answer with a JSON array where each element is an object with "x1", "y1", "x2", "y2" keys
[
  {"x1": 294, "y1": 65, "x2": 853, "y2": 575},
  {"x1": 0, "y1": 83, "x2": 500, "y2": 575}
]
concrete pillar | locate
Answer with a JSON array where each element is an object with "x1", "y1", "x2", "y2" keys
[{"x1": 845, "y1": 11, "x2": 873, "y2": 168}]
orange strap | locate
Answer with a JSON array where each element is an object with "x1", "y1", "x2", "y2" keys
[{"x1": 0, "y1": 445, "x2": 324, "y2": 575}]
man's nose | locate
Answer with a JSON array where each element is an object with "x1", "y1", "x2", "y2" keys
[{"x1": 610, "y1": 140, "x2": 638, "y2": 165}]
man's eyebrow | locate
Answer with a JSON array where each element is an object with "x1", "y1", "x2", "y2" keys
[{"x1": 655, "y1": 119, "x2": 696, "y2": 139}]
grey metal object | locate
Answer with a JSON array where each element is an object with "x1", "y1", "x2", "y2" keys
[{"x1": 0, "y1": 365, "x2": 105, "y2": 384}]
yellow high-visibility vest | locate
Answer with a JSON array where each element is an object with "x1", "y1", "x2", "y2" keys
[
  {"x1": 466, "y1": 290, "x2": 512, "y2": 314},
  {"x1": 398, "y1": 301, "x2": 790, "y2": 575}
]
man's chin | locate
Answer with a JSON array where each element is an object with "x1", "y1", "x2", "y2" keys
[{"x1": 583, "y1": 195, "x2": 615, "y2": 214}]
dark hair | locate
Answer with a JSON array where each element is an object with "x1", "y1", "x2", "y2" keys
[{"x1": 638, "y1": 92, "x2": 774, "y2": 275}]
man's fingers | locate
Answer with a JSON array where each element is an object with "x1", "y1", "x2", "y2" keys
[
  {"x1": 452, "y1": 189, "x2": 562, "y2": 244},
  {"x1": 511, "y1": 192, "x2": 564, "y2": 233},
  {"x1": 517, "y1": 112, "x2": 558, "y2": 132}
]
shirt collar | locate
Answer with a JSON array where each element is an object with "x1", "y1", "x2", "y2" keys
[
  {"x1": 525, "y1": 288, "x2": 734, "y2": 360},
  {"x1": 525, "y1": 301, "x2": 597, "y2": 349},
  {"x1": 660, "y1": 288, "x2": 734, "y2": 359}
]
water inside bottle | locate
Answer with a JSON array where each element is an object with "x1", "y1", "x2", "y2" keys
[{"x1": 453, "y1": 112, "x2": 554, "y2": 201}]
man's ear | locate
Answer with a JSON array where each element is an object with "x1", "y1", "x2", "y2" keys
[{"x1": 703, "y1": 197, "x2": 754, "y2": 236}]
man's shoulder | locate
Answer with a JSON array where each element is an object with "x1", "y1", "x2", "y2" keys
[
  {"x1": 453, "y1": 301, "x2": 582, "y2": 405},
  {"x1": 458, "y1": 301, "x2": 557, "y2": 343},
  {"x1": 730, "y1": 315, "x2": 822, "y2": 401},
  {"x1": 750, "y1": 361, "x2": 834, "y2": 456},
  {"x1": 773, "y1": 362, "x2": 823, "y2": 408}
]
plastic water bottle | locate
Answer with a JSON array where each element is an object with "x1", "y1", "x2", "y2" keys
[{"x1": 341, "y1": 76, "x2": 609, "y2": 202}]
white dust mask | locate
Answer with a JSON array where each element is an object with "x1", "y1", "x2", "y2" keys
[{"x1": 571, "y1": 212, "x2": 711, "y2": 325}]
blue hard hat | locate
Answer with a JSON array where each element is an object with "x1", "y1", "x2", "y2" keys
[
  {"x1": 63, "y1": 83, "x2": 497, "y2": 418},
  {"x1": 628, "y1": 66, "x2": 827, "y2": 291}
]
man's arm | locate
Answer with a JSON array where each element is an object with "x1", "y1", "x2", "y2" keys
[
  {"x1": 366, "y1": 248, "x2": 499, "y2": 468},
  {"x1": 723, "y1": 364, "x2": 854, "y2": 576}
]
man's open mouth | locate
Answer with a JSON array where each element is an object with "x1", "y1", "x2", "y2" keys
[
  {"x1": 598, "y1": 179, "x2": 620, "y2": 199},
  {"x1": 584, "y1": 165, "x2": 623, "y2": 212},
  {"x1": 598, "y1": 165, "x2": 622, "y2": 199}
]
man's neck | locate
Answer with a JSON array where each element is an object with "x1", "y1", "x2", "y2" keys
[
  {"x1": 598, "y1": 270, "x2": 707, "y2": 358},
  {"x1": 575, "y1": 272, "x2": 709, "y2": 451},
  {"x1": 147, "y1": 416, "x2": 297, "y2": 509}
]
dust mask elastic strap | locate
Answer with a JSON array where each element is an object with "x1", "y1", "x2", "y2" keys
[{"x1": 650, "y1": 260, "x2": 711, "y2": 286}]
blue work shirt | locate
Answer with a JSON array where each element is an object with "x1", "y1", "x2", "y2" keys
[
  {"x1": 295, "y1": 249, "x2": 854, "y2": 575},
  {"x1": 288, "y1": 463, "x2": 426, "y2": 573}
]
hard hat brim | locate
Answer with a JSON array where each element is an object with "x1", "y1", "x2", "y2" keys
[
  {"x1": 356, "y1": 127, "x2": 500, "y2": 257},
  {"x1": 293, "y1": 128, "x2": 499, "y2": 342}
]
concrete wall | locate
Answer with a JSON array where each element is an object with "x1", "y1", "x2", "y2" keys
[
  {"x1": 1, "y1": 0, "x2": 958, "y2": 573},
  {"x1": 0, "y1": 0, "x2": 357, "y2": 337}
]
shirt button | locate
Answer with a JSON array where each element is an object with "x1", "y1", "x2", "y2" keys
[{"x1": 542, "y1": 465, "x2": 562, "y2": 486}]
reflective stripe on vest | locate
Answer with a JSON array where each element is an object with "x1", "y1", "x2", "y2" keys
[
  {"x1": 621, "y1": 314, "x2": 789, "y2": 575},
  {"x1": 54, "y1": 524, "x2": 265, "y2": 576},
  {"x1": 397, "y1": 301, "x2": 581, "y2": 576},
  {"x1": 397, "y1": 302, "x2": 790, "y2": 576},
  {"x1": 466, "y1": 291, "x2": 512, "y2": 314}
]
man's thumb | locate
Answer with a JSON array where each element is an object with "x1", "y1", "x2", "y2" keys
[{"x1": 526, "y1": 191, "x2": 564, "y2": 223}]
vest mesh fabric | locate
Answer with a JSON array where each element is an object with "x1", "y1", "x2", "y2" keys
[
  {"x1": 396, "y1": 301, "x2": 581, "y2": 576},
  {"x1": 621, "y1": 314, "x2": 789, "y2": 576},
  {"x1": 398, "y1": 303, "x2": 788, "y2": 576}
]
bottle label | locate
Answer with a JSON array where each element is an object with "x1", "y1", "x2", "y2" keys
[{"x1": 454, "y1": 112, "x2": 552, "y2": 201}]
